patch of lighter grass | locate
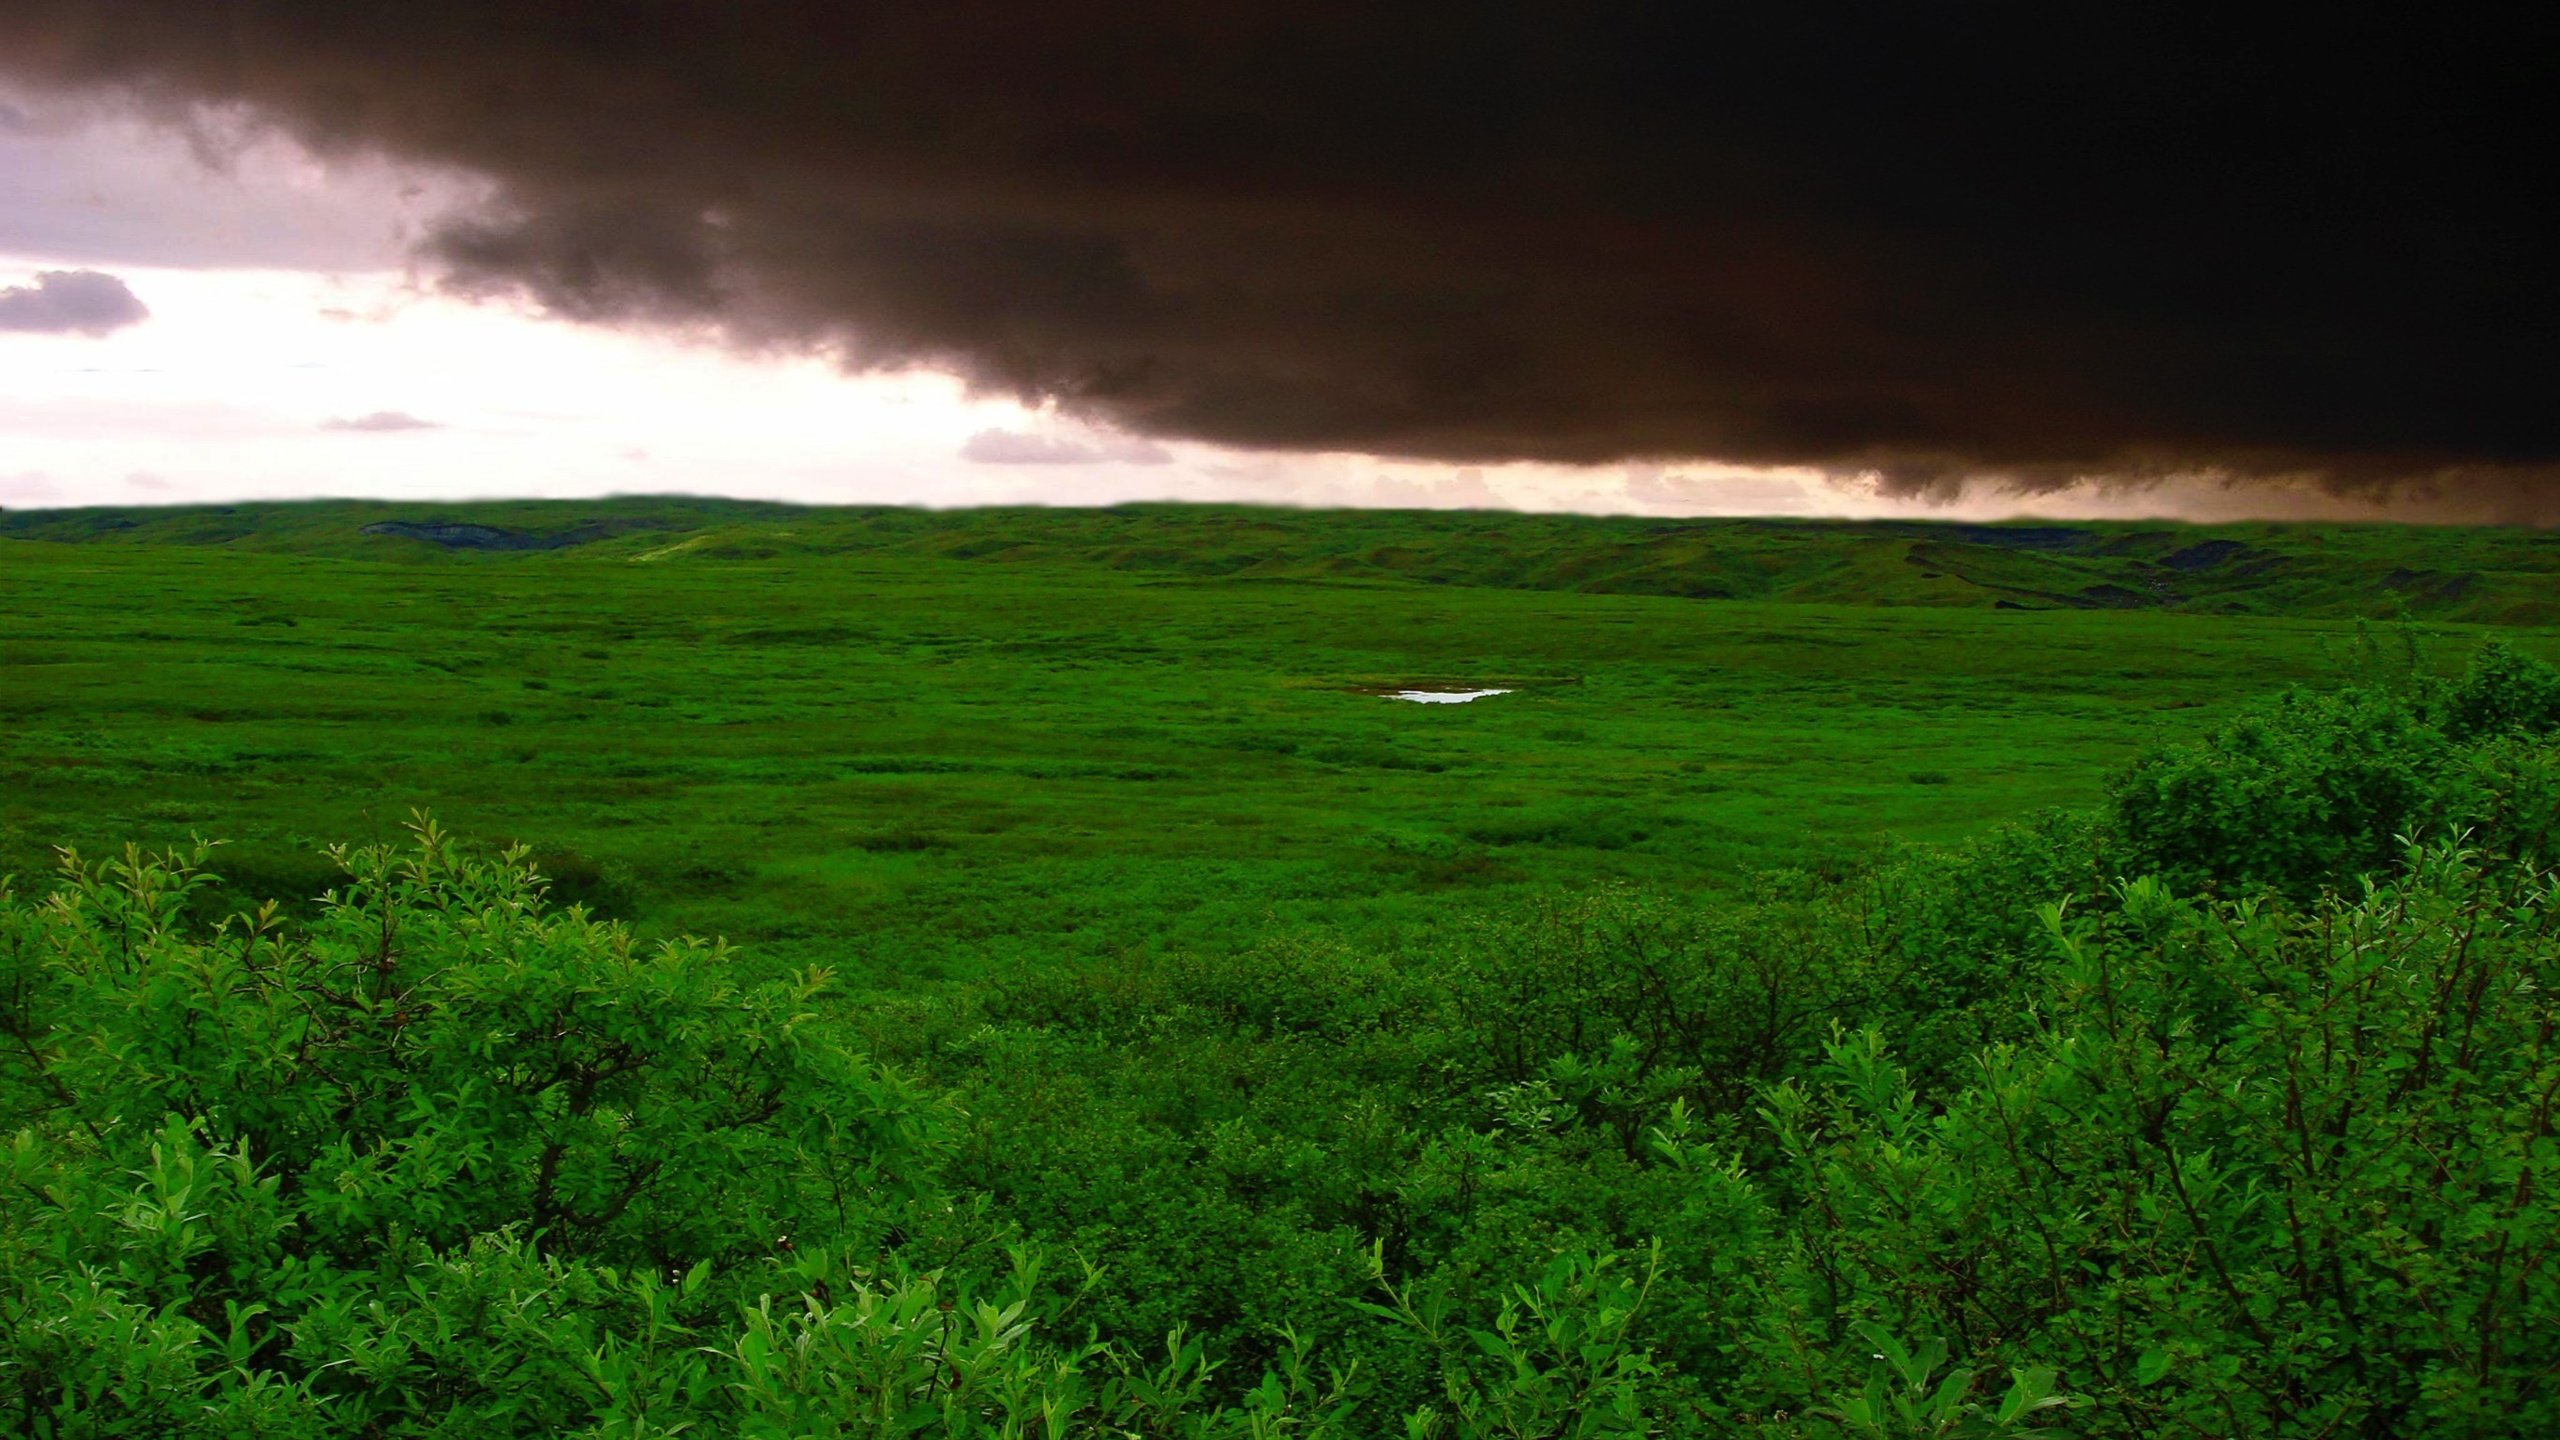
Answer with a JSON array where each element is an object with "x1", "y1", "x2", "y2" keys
[{"x1": 631, "y1": 533, "x2": 718, "y2": 564}]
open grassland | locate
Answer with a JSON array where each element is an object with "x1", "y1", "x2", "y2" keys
[{"x1": 6, "y1": 501, "x2": 2550, "y2": 984}]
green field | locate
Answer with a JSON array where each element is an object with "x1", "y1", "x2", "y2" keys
[
  {"x1": 6, "y1": 500, "x2": 2527, "y2": 982},
  {"x1": 8, "y1": 501, "x2": 2560, "y2": 1436}
]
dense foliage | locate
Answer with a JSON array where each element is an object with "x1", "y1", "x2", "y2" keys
[{"x1": 8, "y1": 650, "x2": 2560, "y2": 1436}]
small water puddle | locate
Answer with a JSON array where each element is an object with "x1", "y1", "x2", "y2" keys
[{"x1": 1385, "y1": 688, "x2": 1512, "y2": 704}]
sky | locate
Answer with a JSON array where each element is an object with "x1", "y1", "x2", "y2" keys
[
  {"x1": 0, "y1": 9, "x2": 2549, "y2": 523},
  {"x1": 0, "y1": 91, "x2": 1870, "y2": 517}
]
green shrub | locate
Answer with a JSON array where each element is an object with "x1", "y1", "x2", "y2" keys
[
  {"x1": 2110, "y1": 684, "x2": 2443, "y2": 897},
  {"x1": 1434, "y1": 885, "x2": 1850, "y2": 1128},
  {"x1": 1727, "y1": 846, "x2": 2560, "y2": 1436},
  {"x1": 0, "y1": 823, "x2": 950, "y2": 1435},
  {"x1": 2439, "y1": 639, "x2": 2560, "y2": 741},
  {"x1": 0, "y1": 823, "x2": 1680, "y2": 1437},
  {"x1": 2111, "y1": 645, "x2": 2560, "y2": 900}
]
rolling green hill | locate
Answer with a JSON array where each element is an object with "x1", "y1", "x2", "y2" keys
[{"x1": 10, "y1": 496, "x2": 2559, "y2": 622}]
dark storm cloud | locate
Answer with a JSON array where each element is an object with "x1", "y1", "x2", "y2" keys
[
  {"x1": 0, "y1": 267, "x2": 147, "y2": 335},
  {"x1": 321, "y1": 410, "x2": 439, "y2": 433},
  {"x1": 1, "y1": 6, "x2": 2552, "y2": 502}
]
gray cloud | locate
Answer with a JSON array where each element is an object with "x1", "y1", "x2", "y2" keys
[
  {"x1": 0, "y1": 470, "x2": 63, "y2": 506},
  {"x1": 1366, "y1": 467, "x2": 1504, "y2": 511},
  {"x1": 321, "y1": 410, "x2": 441, "y2": 432},
  {"x1": 1622, "y1": 465, "x2": 1818, "y2": 517},
  {"x1": 962, "y1": 428, "x2": 1172, "y2": 466},
  {"x1": 0, "y1": 267, "x2": 146, "y2": 335},
  {"x1": 0, "y1": 86, "x2": 463, "y2": 271}
]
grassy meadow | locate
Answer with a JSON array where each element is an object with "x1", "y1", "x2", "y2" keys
[{"x1": 2, "y1": 501, "x2": 2506, "y2": 982}]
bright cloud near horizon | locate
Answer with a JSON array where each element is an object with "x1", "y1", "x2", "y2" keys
[{"x1": 0, "y1": 89, "x2": 2425, "y2": 524}]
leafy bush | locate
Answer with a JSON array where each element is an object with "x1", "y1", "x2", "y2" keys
[
  {"x1": 2109, "y1": 684, "x2": 2444, "y2": 897},
  {"x1": 1718, "y1": 848, "x2": 2560, "y2": 1436},
  {"x1": 2111, "y1": 644, "x2": 2560, "y2": 900},
  {"x1": 0, "y1": 824, "x2": 1668, "y2": 1437},
  {"x1": 1435, "y1": 885, "x2": 1849, "y2": 1129},
  {"x1": 0, "y1": 823, "x2": 955, "y2": 1434},
  {"x1": 7, "y1": 822, "x2": 941, "y2": 1269},
  {"x1": 2439, "y1": 639, "x2": 2560, "y2": 741}
]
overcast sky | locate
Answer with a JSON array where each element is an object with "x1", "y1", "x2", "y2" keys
[{"x1": 0, "y1": 84, "x2": 2457, "y2": 522}]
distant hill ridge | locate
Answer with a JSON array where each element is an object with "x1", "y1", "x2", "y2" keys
[
  {"x1": 356, "y1": 518, "x2": 678, "y2": 551},
  {"x1": 6, "y1": 497, "x2": 2555, "y2": 624}
]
